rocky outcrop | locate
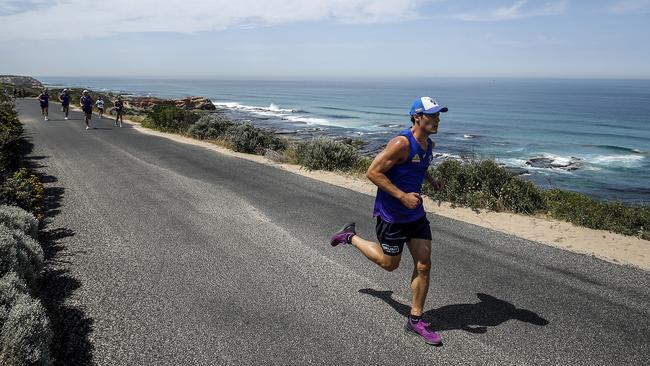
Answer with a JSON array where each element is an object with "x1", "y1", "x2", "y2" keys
[
  {"x1": 0, "y1": 75, "x2": 43, "y2": 89},
  {"x1": 526, "y1": 157, "x2": 581, "y2": 171},
  {"x1": 174, "y1": 96, "x2": 216, "y2": 110},
  {"x1": 123, "y1": 96, "x2": 216, "y2": 111}
]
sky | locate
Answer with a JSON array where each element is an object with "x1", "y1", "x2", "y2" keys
[{"x1": 1, "y1": 0, "x2": 649, "y2": 79}]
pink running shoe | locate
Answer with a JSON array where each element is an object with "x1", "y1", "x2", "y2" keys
[
  {"x1": 330, "y1": 223, "x2": 355, "y2": 246},
  {"x1": 405, "y1": 320, "x2": 442, "y2": 345}
]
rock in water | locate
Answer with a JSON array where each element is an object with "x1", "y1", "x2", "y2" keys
[{"x1": 526, "y1": 157, "x2": 581, "y2": 171}]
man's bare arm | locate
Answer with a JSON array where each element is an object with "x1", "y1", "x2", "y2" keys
[{"x1": 366, "y1": 136, "x2": 422, "y2": 209}]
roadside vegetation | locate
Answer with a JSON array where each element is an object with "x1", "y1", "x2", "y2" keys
[{"x1": 1, "y1": 91, "x2": 52, "y2": 364}]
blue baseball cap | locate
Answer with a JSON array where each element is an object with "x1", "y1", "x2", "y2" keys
[{"x1": 409, "y1": 96, "x2": 448, "y2": 116}]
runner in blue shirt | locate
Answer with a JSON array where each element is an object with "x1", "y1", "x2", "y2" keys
[
  {"x1": 59, "y1": 89, "x2": 70, "y2": 120},
  {"x1": 38, "y1": 88, "x2": 49, "y2": 121},
  {"x1": 330, "y1": 97, "x2": 447, "y2": 345},
  {"x1": 80, "y1": 90, "x2": 93, "y2": 130},
  {"x1": 114, "y1": 96, "x2": 124, "y2": 127}
]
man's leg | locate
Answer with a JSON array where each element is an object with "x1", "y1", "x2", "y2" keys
[
  {"x1": 406, "y1": 238, "x2": 431, "y2": 317},
  {"x1": 402, "y1": 236, "x2": 441, "y2": 345},
  {"x1": 350, "y1": 235, "x2": 402, "y2": 271}
]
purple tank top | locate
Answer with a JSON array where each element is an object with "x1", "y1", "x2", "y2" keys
[{"x1": 373, "y1": 128, "x2": 433, "y2": 223}]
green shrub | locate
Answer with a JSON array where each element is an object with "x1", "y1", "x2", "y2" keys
[
  {"x1": 463, "y1": 189, "x2": 499, "y2": 211},
  {"x1": 0, "y1": 224, "x2": 44, "y2": 289},
  {"x1": 294, "y1": 139, "x2": 360, "y2": 171},
  {"x1": 0, "y1": 272, "x2": 29, "y2": 328},
  {"x1": 225, "y1": 123, "x2": 287, "y2": 154},
  {"x1": 424, "y1": 159, "x2": 543, "y2": 213},
  {"x1": 499, "y1": 178, "x2": 544, "y2": 214},
  {"x1": 142, "y1": 105, "x2": 199, "y2": 133},
  {"x1": 0, "y1": 98, "x2": 22, "y2": 175},
  {"x1": 0, "y1": 169, "x2": 45, "y2": 218},
  {"x1": 0, "y1": 206, "x2": 38, "y2": 240},
  {"x1": 477, "y1": 160, "x2": 514, "y2": 198},
  {"x1": 187, "y1": 114, "x2": 235, "y2": 140},
  {"x1": 0, "y1": 294, "x2": 52, "y2": 366},
  {"x1": 543, "y1": 189, "x2": 650, "y2": 239},
  {"x1": 354, "y1": 156, "x2": 374, "y2": 175}
]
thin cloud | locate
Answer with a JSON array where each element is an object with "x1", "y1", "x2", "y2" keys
[
  {"x1": 453, "y1": 0, "x2": 566, "y2": 21},
  {"x1": 0, "y1": 0, "x2": 438, "y2": 41},
  {"x1": 607, "y1": 0, "x2": 650, "y2": 14}
]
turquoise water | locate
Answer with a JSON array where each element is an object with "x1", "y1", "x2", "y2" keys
[{"x1": 39, "y1": 77, "x2": 650, "y2": 203}]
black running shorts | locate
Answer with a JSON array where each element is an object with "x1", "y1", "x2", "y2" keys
[{"x1": 375, "y1": 215, "x2": 431, "y2": 256}]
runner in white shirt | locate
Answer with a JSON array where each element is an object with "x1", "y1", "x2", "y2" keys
[{"x1": 95, "y1": 96, "x2": 105, "y2": 119}]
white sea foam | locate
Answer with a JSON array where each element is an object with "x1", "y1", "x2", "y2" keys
[
  {"x1": 589, "y1": 154, "x2": 645, "y2": 168},
  {"x1": 213, "y1": 100, "x2": 335, "y2": 126},
  {"x1": 498, "y1": 158, "x2": 528, "y2": 167},
  {"x1": 268, "y1": 103, "x2": 294, "y2": 113}
]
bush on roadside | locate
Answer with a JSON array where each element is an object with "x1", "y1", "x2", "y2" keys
[
  {"x1": 294, "y1": 139, "x2": 360, "y2": 171},
  {"x1": 142, "y1": 105, "x2": 199, "y2": 133},
  {"x1": 224, "y1": 123, "x2": 287, "y2": 154},
  {"x1": 0, "y1": 96, "x2": 22, "y2": 175},
  {"x1": 0, "y1": 206, "x2": 38, "y2": 240},
  {"x1": 187, "y1": 114, "x2": 235, "y2": 140},
  {"x1": 354, "y1": 156, "x2": 374, "y2": 175},
  {"x1": 0, "y1": 272, "x2": 29, "y2": 327},
  {"x1": 0, "y1": 169, "x2": 45, "y2": 219},
  {"x1": 543, "y1": 189, "x2": 650, "y2": 240},
  {"x1": 0, "y1": 292, "x2": 52, "y2": 366},
  {"x1": 499, "y1": 178, "x2": 544, "y2": 214},
  {"x1": 0, "y1": 224, "x2": 44, "y2": 288},
  {"x1": 424, "y1": 159, "x2": 543, "y2": 213}
]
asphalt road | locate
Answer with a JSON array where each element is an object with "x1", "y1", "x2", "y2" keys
[{"x1": 16, "y1": 99, "x2": 650, "y2": 365}]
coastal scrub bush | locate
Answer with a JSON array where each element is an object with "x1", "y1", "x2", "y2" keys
[
  {"x1": 0, "y1": 293, "x2": 52, "y2": 366},
  {"x1": 187, "y1": 114, "x2": 235, "y2": 140},
  {"x1": 0, "y1": 272, "x2": 30, "y2": 328},
  {"x1": 142, "y1": 105, "x2": 199, "y2": 133},
  {"x1": 425, "y1": 159, "x2": 543, "y2": 212},
  {"x1": 0, "y1": 96, "x2": 22, "y2": 175},
  {"x1": 294, "y1": 139, "x2": 360, "y2": 171},
  {"x1": 354, "y1": 156, "x2": 374, "y2": 175},
  {"x1": 225, "y1": 123, "x2": 287, "y2": 154},
  {"x1": 0, "y1": 224, "x2": 44, "y2": 288},
  {"x1": 543, "y1": 189, "x2": 650, "y2": 240},
  {"x1": 499, "y1": 177, "x2": 544, "y2": 214},
  {"x1": 0, "y1": 206, "x2": 38, "y2": 239},
  {"x1": 0, "y1": 169, "x2": 45, "y2": 218}
]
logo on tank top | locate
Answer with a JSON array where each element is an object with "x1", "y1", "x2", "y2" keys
[{"x1": 412, "y1": 155, "x2": 421, "y2": 163}]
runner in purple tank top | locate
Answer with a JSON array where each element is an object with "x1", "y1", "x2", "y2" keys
[{"x1": 330, "y1": 97, "x2": 448, "y2": 345}]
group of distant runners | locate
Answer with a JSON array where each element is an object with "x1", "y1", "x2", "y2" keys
[{"x1": 36, "y1": 88, "x2": 124, "y2": 130}]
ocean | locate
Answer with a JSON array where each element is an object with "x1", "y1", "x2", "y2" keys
[{"x1": 39, "y1": 77, "x2": 650, "y2": 204}]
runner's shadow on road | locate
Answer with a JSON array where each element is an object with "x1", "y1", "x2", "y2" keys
[{"x1": 359, "y1": 289, "x2": 549, "y2": 334}]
